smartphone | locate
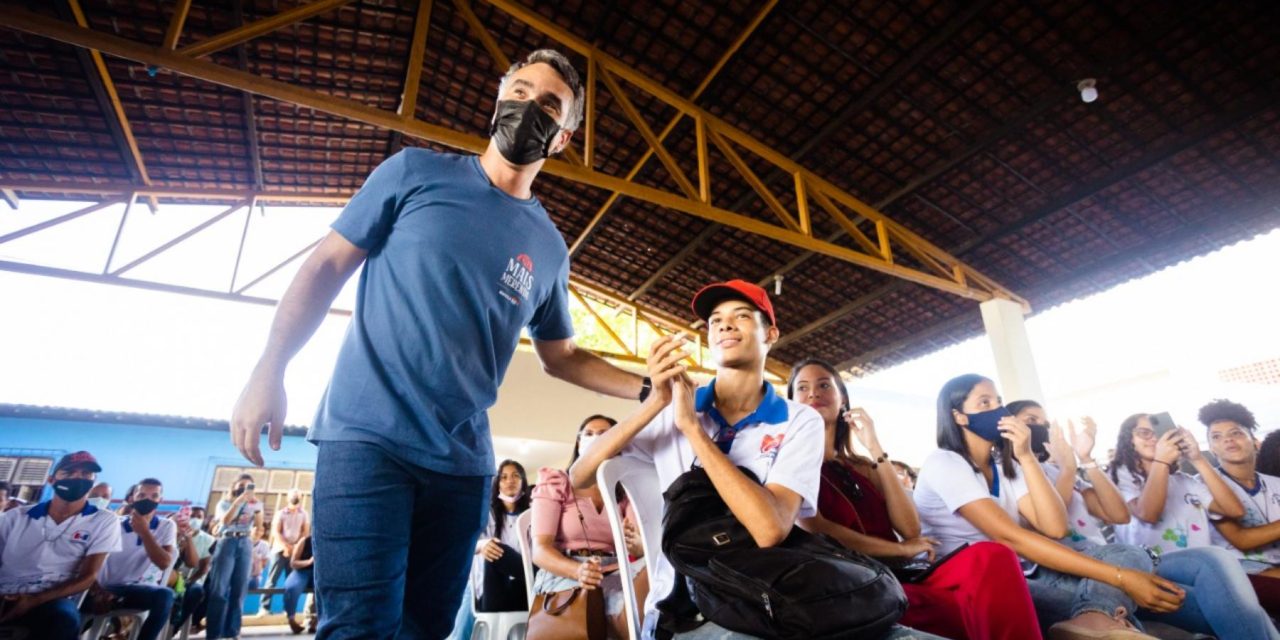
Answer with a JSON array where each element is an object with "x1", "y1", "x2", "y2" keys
[
  {"x1": 246, "y1": 483, "x2": 256, "y2": 491},
  {"x1": 1149, "y1": 412, "x2": 1178, "y2": 439}
]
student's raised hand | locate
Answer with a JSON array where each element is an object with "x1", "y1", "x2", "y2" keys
[
  {"x1": 482, "y1": 538, "x2": 504, "y2": 562},
  {"x1": 1119, "y1": 569, "x2": 1184, "y2": 613},
  {"x1": 1069, "y1": 417, "x2": 1098, "y2": 462},
  {"x1": 999, "y1": 416, "x2": 1034, "y2": 462},
  {"x1": 844, "y1": 408, "x2": 885, "y2": 458},
  {"x1": 130, "y1": 510, "x2": 151, "y2": 533},
  {"x1": 646, "y1": 334, "x2": 690, "y2": 406},
  {"x1": 1048, "y1": 421, "x2": 1074, "y2": 465},
  {"x1": 575, "y1": 557, "x2": 604, "y2": 589},
  {"x1": 898, "y1": 536, "x2": 938, "y2": 562},
  {"x1": 1154, "y1": 430, "x2": 1183, "y2": 466},
  {"x1": 1176, "y1": 427, "x2": 1205, "y2": 462},
  {"x1": 672, "y1": 375, "x2": 699, "y2": 435}
]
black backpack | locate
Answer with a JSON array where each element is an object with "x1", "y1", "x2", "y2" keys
[{"x1": 656, "y1": 466, "x2": 907, "y2": 640}]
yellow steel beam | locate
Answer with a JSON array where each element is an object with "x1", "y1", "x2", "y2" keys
[
  {"x1": 6, "y1": 7, "x2": 1023, "y2": 307},
  {"x1": 0, "y1": 181, "x2": 354, "y2": 204},
  {"x1": 177, "y1": 0, "x2": 355, "y2": 58},
  {"x1": 706, "y1": 126, "x2": 802, "y2": 233},
  {"x1": 569, "y1": 286, "x2": 635, "y2": 356},
  {"x1": 566, "y1": 0, "x2": 777, "y2": 253},
  {"x1": 597, "y1": 66, "x2": 699, "y2": 200},
  {"x1": 1, "y1": 189, "x2": 18, "y2": 210},
  {"x1": 398, "y1": 0, "x2": 434, "y2": 119},
  {"x1": 809, "y1": 187, "x2": 878, "y2": 255},
  {"x1": 162, "y1": 0, "x2": 193, "y2": 49},
  {"x1": 66, "y1": 0, "x2": 158, "y2": 213},
  {"x1": 584, "y1": 56, "x2": 596, "y2": 168}
]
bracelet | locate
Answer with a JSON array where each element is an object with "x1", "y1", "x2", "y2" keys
[
  {"x1": 638, "y1": 376, "x2": 653, "y2": 403},
  {"x1": 870, "y1": 452, "x2": 890, "y2": 469},
  {"x1": 1154, "y1": 459, "x2": 1174, "y2": 469},
  {"x1": 1115, "y1": 568, "x2": 1124, "y2": 588},
  {"x1": 1080, "y1": 460, "x2": 1098, "y2": 470}
]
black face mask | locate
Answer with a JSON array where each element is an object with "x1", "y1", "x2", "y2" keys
[
  {"x1": 132, "y1": 499, "x2": 159, "y2": 516},
  {"x1": 53, "y1": 478, "x2": 93, "y2": 502},
  {"x1": 490, "y1": 99, "x2": 562, "y2": 165},
  {"x1": 289, "y1": 498, "x2": 300, "y2": 505},
  {"x1": 1029, "y1": 423, "x2": 1051, "y2": 461}
]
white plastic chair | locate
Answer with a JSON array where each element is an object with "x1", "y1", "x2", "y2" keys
[
  {"x1": 516, "y1": 510, "x2": 535, "y2": 604},
  {"x1": 470, "y1": 511, "x2": 534, "y2": 640},
  {"x1": 80, "y1": 609, "x2": 149, "y2": 640},
  {"x1": 597, "y1": 457, "x2": 664, "y2": 640}
]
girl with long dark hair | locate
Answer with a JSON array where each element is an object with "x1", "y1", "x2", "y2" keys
[
  {"x1": 1099, "y1": 414, "x2": 1278, "y2": 638},
  {"x1": 471, "y1": 459, "x2": 531, "y2": 612},
  {"x1": 532, "y1": 415, "x2": 644, "y2": 640},
  {"x1": 789, "y1": 359, "x2": 1040, "y2": 639},
  {"x1": 916, "y1": 374, "x2": 1185, "y2": 639}
]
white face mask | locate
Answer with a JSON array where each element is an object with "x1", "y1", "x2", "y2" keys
[
  {"x1": 87, "y1": 497, "x2": 111, "y2": 511},
  {"x1": 578, "y1": 433, "x2": 600, "y2": 456},
  {"x1": 498, "y1": 493, "x2": 520, "y2": 504},
  {"x1": 189, "y1": 518, "x2": 204, "y2": 531}
]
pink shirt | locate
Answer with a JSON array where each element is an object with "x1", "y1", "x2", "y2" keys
[
  {"x1": 532, "y1": 468, "x2": 629, "y2": 552},
  {"x1": 272, "y1": 506, "x2": 309, "y2": 552}
]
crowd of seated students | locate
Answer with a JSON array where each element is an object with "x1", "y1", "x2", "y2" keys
[
  {"x1": 494, "y1": 280, "x2": 1280, "y2": 640},
  {"x1": 0, "y1": 459, "x2": 320, "y2": 640}
]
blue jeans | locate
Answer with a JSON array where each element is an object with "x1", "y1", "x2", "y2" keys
[
  {"x1": 285, "y1": 566, "x2": 320, "y2": 618},
  {"x1": 11, "y1": 596, "x2": 80, "y2": 640},
  {"x1": 659, "y1": 620, "x2": 945, "y2": 639},
  {"x1": 106, "y1": 584, "x2": 175, "y2": 640},
  {"x1": 175, "y1": 581, "x2": 205, "y2": 629},
  {"x1": 1026, "y1": 543, "x2": 1151, "y2": 629},
  {"x1": 1140, "y1": 546, "x2": 1280, "y2": 639},
  {"x1": 446, "y1": 583, "x2": 476, "y2": 640},
  {"x1": 205, "y1": 535, "x2": 252, "y2": 639},
  {"x1": 313, "y1": 440, "x2": 489, "y2": 640}
]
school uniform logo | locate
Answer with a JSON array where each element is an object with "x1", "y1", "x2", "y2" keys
[
  {"x1": 71, "y1": 530, "x2": 91, "y2": 543},
  {"x1": 499, "y1": 253, "x2": 535, "y2": 305},
  {"x1": 760, "y1": 433, "x2": 785, "y2": 455}
]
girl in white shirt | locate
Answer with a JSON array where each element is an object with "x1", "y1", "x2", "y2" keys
[{"x1": 916, "y1": 374, "x2": 1184, "y2": 640}]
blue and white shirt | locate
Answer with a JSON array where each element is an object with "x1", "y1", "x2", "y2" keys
[
  {"x1": 99, "y1": 514, "x2": 177, "y2": 586},
  {"x1": 0, "y1": 501, "x2": 121, "y2": 594}
]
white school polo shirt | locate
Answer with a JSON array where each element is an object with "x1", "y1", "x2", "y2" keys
[
  {"x1": 1113, "y1": 468, "x2": 1213, "y2": 554},
  {"x1": 100, "y1": 515, "x2": 178, "y2": 586},
  {"x1": 914, "y1": 449, "x2": 1031, "y2": 556},
  {"x1": 1043, "y1": 463, "x2": 1108, "y2": 549},
  {"x1": 0, "y1": 500, "x2": 122, "y2": 595},
  {"x1": 1210, "y1": 471, "x2": 1280, "y2": 565},
  {"x1": 620, "y1": 381, "x2": 825, "y2": 627}
]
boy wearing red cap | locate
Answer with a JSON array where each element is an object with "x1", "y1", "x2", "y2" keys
[
  {"x1": 0, "y1": 451, "x2": 122, "y2": 639},
  {"x1": 568, "y1": 280, "x2": 943, "y2": 639}
]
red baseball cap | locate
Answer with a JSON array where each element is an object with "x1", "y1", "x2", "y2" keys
[
  {"x1": 53, "y1": 451, "x2": 102, "y2": 474},
  {"x1": 691, "y1": 279, "x2": 776, "y2": 326}
]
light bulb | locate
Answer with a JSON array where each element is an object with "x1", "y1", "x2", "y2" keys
[
  {"x1": 1078, "y1": 78, "x2": 1098, "y2": 103},
  {"x1": 773, "y1": 274, "x2": 783, "y2": 296}
]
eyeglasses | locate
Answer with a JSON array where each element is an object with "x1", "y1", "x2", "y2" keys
[{"x1": 1133, "y1": 428, "x2": 1157, "y2": 441}]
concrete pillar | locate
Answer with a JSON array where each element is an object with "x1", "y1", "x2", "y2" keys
[{"x1": 979, "y1": 298, "x2": 1045, "y2": 404}]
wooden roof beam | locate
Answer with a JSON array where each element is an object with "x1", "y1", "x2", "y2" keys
[{"x1": 177, "y1": 0, "x2": 356, "y2": 59}]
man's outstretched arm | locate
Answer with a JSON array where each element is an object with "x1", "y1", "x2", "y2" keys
[
  {"x1": 231, "y1": 231, "x2": 367, "y2": 465},
  {"x1": 533, "y1": 337, "x2": 646, "y2": 400}
]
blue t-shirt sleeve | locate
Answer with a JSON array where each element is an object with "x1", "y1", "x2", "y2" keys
[
  {"x1": 331, "y1": 150, "x2": 409, "y2": 251},
  {"x1": 527, "y1": 254, "x2": 574, "y2": 341}
]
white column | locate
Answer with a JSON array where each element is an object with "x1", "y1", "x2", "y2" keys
[{"x1": 979, "y1": 297, "x2": 1044, "y2": 403}]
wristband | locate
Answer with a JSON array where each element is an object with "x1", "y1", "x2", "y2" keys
[
  {"x1": 1080, "y1": 460, "x2": 1098, "y2": 470},
  {"x1": 870, "y1": 452, "x2": 890, "y2": 469},
  {"x1": 638, "y1": 376, "x2": 653, "y2": 403},
  {"x1": 1154, "y1": 459, "x2": 1174, "y2": 469}
]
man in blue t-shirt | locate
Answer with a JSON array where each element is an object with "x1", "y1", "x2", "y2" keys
[{"x1": 231, "y1": 50, "x2": 657, "y2": 639}]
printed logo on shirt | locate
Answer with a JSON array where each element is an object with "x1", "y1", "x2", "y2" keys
[
  {"x1": 499, "y1": 253, "x2": 535, "y2": 305},
  {"x1": 758, "y1": 433, "x2": 785, "y2": 463},
  {"x1": 71, "y1": 530, "x2": 91, "y2": 543},
  {"x1": 1183, "y1": 492, "x2": 1205, "y2": 510}
]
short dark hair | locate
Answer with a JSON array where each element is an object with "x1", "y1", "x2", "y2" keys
[
  {"x1": 1259, "y1": 431, "x2": 1280, "y2": 477},
  {"x1": 0, "y1": 481, "x2": 9, "y2": 494},
  {"x1": 1198, "y1": 399, "x2": 1257, "y2": 433},
  {"x1": 237, "y1": 473, "x2": 254, "y2": 482},
  {"x1": 138, "y1": 477, "x2": 163, "y2": 488},
  {"x1": 499, "y1": 50, "x2": 584, "y2": 130}
]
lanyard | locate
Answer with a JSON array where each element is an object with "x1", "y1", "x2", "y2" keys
[
  {"x1": 988, "y1": 457, "x2": 1000, "y2": 498},
  {"x1": 1223, "y1": 469, "x2": 1272, "y2": 522}
]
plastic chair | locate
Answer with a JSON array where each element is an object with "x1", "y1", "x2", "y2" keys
[
  {"x1": 516, "y1": 510, "x2": 535, "y2": 604},
  {"x1": 597, "y1": 457, "x2": 664, "y2": 640},
  {"x1": 470, "y1": 511, "x2": 534, "y2": 640}
]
